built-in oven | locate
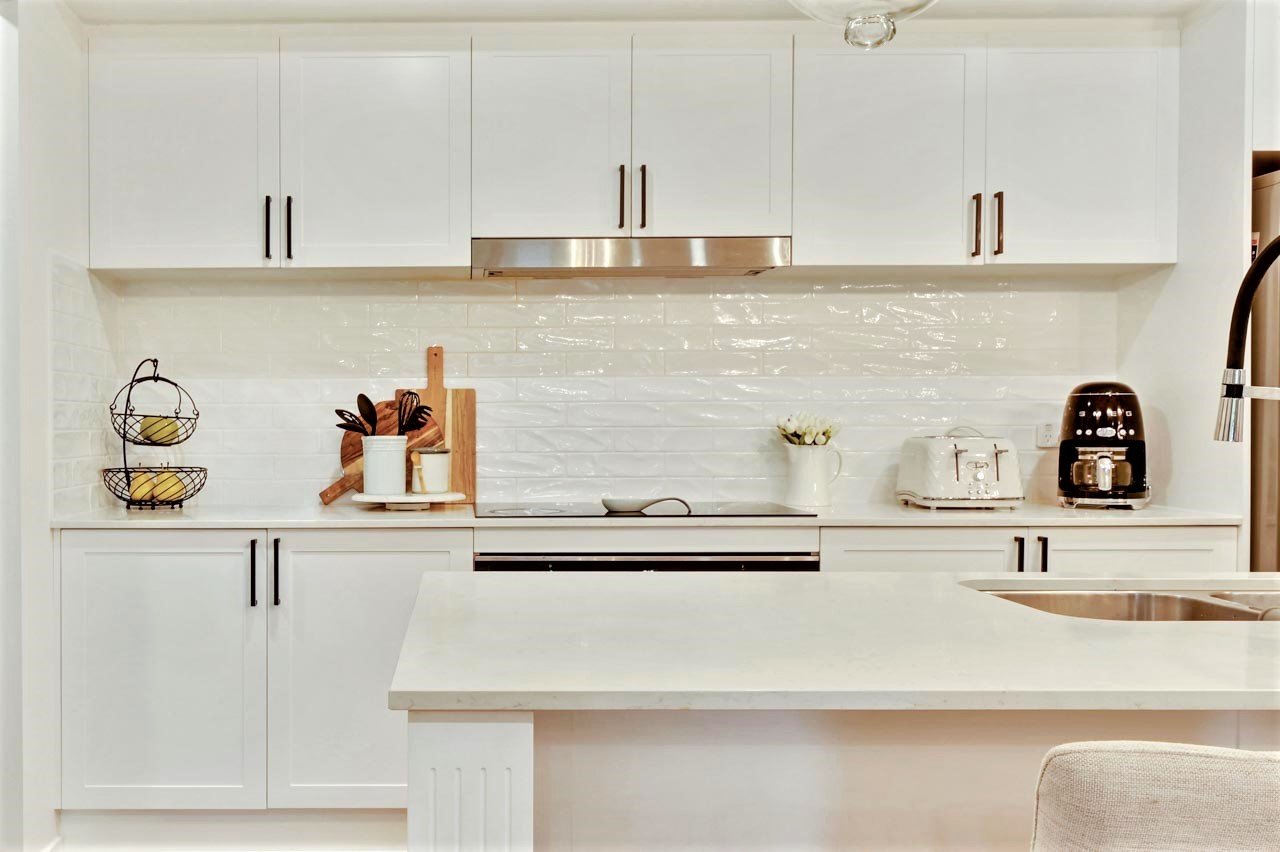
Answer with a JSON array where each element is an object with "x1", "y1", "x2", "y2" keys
[{"x1": 474, "y1": 553, "x2": 820, "y2": 572}]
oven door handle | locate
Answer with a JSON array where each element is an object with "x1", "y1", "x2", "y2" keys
[
  {"x1": 476, "y1": 553, "x2": 819, "y2": 564},
  {"x1": 474, "y1": 552, "x2": 821, "y2": 571}
]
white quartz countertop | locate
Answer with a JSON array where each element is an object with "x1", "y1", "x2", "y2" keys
[
  {"x1": 389, "y1": 572, "x2": 1280, "y2": 712},
  {"x1": 51, "y1": 502, "x2": 1241, "y2": 529}
]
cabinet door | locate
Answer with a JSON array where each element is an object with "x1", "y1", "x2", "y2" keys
[
  {"x1": 267, "y1": 529, "x2": 472, "y2": 808},
  {"x1": 984, "y1": 40, "x2": 1178, "y2": 263},
  {"x1": 61, "y1": 530, "x2": 267, "y2": 809},
  {"x1": 1028, "y1": 527, "x2": 1239, "y2": 577},
  {"x1": 793, "y1": 35, "x2": 985, "y2": 265},
  {"x1": 281, "y1": 36, "x2": 470, "y2": 267},
  {"x1": 89, "y1": 36, "x2": 280, "y2": 268},
  {"x1": 821, "y1": 527, "x2": 1026, "y2": 573},
  {"x1": 632, "y1": 34, "x2": 792, "y2": 237},
  {"x1": 472, "y1": 36, "x2": 631, "y2": 238}
]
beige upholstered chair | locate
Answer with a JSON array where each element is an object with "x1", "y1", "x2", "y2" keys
[{"x1": 1032, "y1": 741, "x2": 1280, "y2": 851}]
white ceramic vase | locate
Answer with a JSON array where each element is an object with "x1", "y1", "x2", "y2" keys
[
  {"x1": 783, "y1": 442, "x2": 844, "y2": 508},
  {"x1": 361, "y1": 435, "x2": 408, "y2": 496}
]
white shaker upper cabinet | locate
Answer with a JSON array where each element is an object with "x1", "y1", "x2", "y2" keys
[
  {"x1": 472, "y1": 36, "x2": 631, "y2": 238},
  {"x1": 984, "y1": 40, "x2": 1178, "y2": 264},
  {"x1": 794, "y1": 36, "x2": 985, "y2": 266},
  {"x1": 267, "y1": 529, "x2": 472, "y2": 808},
  {"x1": 631, "y1": 35, "x2": 792, "y2": 237},
  {"x1": 280, "y1": 36, "x2": 470, "y2": 267},
  {"x1": 89, "y1": 36, "x2": 280, "y2": 269},
  {"x1": 61, "y1": 531, "x2": 267, "y2": 809}
]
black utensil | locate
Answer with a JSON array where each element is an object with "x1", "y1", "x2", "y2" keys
[
  {"x1": 397, "y1": 391, "x2": 421, "y2": 435},
  {"x1": 357, "y1": 393, "x2": 379, "y2": 435},
  {"x1": 401, "y1": 405, "x2": 432, "y2": 434},
  {"x1": 334, "y1": 409, "x2": 369, "y2": 436}
]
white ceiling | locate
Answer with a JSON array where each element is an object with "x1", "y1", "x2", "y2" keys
[{"x1": 65, "y1": 0, "x2": 1201, "y2": 25}]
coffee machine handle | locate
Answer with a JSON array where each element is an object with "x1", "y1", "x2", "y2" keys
[{"x1": 1096, "y1": 454, "x2": 1114, "y2": 492}]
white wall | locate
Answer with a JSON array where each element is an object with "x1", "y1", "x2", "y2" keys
[
  {"x1": 0, "y1": 2, "x2": 20, "y2": 850},
  {"x1": 19, "y1": 0, "x2": 87, "y2": 846},
  {"x1": 1117, "y1": 0, "x2": 1252, "y2": 519},
  {"x1": 103, "y1": 274, "x2": 1119, "y2": 508}
]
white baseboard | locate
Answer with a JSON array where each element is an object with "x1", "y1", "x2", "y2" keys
[{"x1": 38, "y1": 838, "x2": 63, "y2": 852}]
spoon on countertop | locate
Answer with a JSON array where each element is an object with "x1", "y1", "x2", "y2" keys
[{"x1": 601, "y1": 497, "x2": 692, "y2": 515}]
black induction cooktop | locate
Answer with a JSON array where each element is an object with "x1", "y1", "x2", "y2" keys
[{"x1": 475, "y1": 501, "x2": 817, "y2": 518}]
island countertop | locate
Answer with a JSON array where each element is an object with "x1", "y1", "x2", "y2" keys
[{"x1": 388, "y1": 572, "x2": 1280, "y2": 712}]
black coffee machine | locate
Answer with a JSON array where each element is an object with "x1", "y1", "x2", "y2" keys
[{"x1": 1057, "y1": 381, "x2": 1150, "y2": 509}]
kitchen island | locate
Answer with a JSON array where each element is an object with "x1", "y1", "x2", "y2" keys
[{"x1": 391, "y1": 571, "x2": 1280, "y2": 851}]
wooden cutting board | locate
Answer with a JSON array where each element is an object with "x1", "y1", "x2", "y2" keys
[
  {"x1": 442, "y1": 387, "x2": 476, "y2": 502},
  {"x1": 399, "y1": 347, "x2": 476, "y2": 504}
]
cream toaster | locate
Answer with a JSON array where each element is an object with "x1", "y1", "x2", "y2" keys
[{"x1": 896, "y1": 428, "x2": 1024, "y2": 509}]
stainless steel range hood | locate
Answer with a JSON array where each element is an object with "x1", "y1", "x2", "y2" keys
[{"x1": 471, "y1": 237, "x2": 790, "y2": 279}]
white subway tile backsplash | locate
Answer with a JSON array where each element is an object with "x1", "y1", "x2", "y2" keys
[
  {"x1": 615, "y1": 326, "x2": 710, "y2": 350},
  {"x1": 53, "y1": 275, "x2": 1118, "y2": 510},
  {"x1": 566, "y1": 303, "x2": 664, "y2": 326},
  {"x1": 517, "y1": 328, "x2": 613, "y2": 351},
  {"x1": 566, "y1": 352, "x2": 664, "y2": 376},
  {"x1": 664, "y1": 351, "x2": 761, "y2": 376},
  {"x1": 468, "y1": 302, "x2": 565, "y2": 327}
]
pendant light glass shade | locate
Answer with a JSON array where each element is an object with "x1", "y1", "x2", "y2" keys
[{"x1": 788, "y1": 0, "x2": 940, "y2": 49}]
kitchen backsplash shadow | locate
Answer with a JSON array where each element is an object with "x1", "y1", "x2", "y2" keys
[{"x1": 57, "y1": 274, "x2": 1117, "y2": 510}]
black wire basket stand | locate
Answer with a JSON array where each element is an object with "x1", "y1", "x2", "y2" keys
[{"x1": 102, "y1": 358, "x2": 208, "y2": 509}]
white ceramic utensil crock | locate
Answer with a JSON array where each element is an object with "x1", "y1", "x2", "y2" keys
[
  {"x1": 783, "y1": 443, "x2": 843, "y2": 509},
  {"x1": 361, "y1": 435, "x2": 408, "y2": 496}
]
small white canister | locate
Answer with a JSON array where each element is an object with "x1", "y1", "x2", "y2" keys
[
  {"x1": 412, "y1": 447, "x2": 451, "y2": 494},
  {"x1": 361, "y1": 435, "x2": 408, "y2": 496}
]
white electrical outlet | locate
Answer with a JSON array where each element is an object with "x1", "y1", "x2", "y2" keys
[{"x1": 1035, "y1": 423, "x2": 1060, "y2": 449}]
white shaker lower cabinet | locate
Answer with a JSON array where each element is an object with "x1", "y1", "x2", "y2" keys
[
  {"x1": 1029, "y1": 527, "x2": 1238, "y2": 577},
  {"x1": 61, "y1": 527, "x2": 473, "y2": 810},
  {"x1": 267, "y1": 529, "x2": 471, "y2": 808},
  {"x1": 820, "y1": 528, "x2": 1026, "y2": 573},
  {"x1": 61, "y1": 530, "x2": 268, "y2": 809},
  {"x1": 821, "y1": 526, "x2": 1239, "y2": 575}
]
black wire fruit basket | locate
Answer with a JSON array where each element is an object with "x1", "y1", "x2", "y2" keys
[
  {"x1": 108, "y1": 359, "x2": 200, "y2": 446},
  {"x1": 102, "y1": 359, "x2": 208, "y2": 509}
]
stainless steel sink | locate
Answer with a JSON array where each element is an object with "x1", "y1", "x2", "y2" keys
[
  {"x1": 987, "y1": 591, "x2": 1262, "y2": 621},
  {"x1": 1211, "y1": 592, "x2": 1280, "y2": 612}
]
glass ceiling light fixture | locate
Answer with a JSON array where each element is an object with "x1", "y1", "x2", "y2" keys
[{"x1": 788, "y1": 0, "x2": 941, "y2": 49}]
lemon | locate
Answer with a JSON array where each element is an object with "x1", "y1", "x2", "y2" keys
[
  {"x1": 151, "y1": 471, "x2": 185, "y2": 502},
  {"x1": 128, "y1": 472, "x2": 156, "y2": 501},
  {"x1": 138, "y1": 416, "x2": 181, "y2": 445}
]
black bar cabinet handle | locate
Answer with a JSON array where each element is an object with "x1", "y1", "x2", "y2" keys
[
  {"x1": 618, "y1": 165, "x2": 626, "y2": 229},
  {"x1": 971, "y1": 193, "x2": 983, "y2": 258},
  {"x1": 639, "y1": 164, "x2": 647, "y2": 229},
  {"x1": 250, "y1": 539, "x2": 258, "y2": 607},
  {"x1": 286, "y1": 196, "x2": 294, "y2": 260},
  {"x1": 1038, "y1": 535, "x2": 1049, "y2": 573},
  {"x1": 273, "y1": 538, "x2": 281, "y2": 606},
  {"x1": 263, "y1": 196, "x2": 272, "y2": 260},
  {"x1": 993, "y1": 190, "x2": 1005, "y2": 256},
  {"x1": 1014, "y1": 536, "x2": 1025, "y2": 573}
]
